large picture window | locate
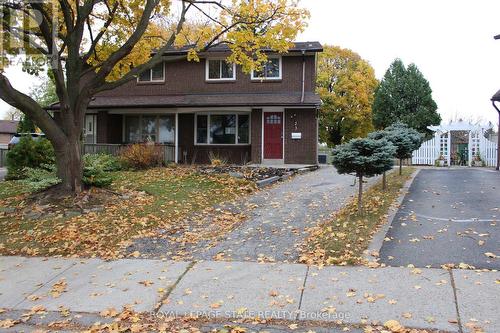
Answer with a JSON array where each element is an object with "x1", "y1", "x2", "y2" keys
[
  {"x1": 206, "y1": 59, "x2": 236, "y2": 80},
  {"x1": 125, "y1": 115, "x2": 175, "y2": 144},
  {"x1": 138, "y1": 62, "x2": 165, "y2": 82},
  {"x1": 251, "y1": 57, "x2": 281, "y2": 80},
  {"x1": 196, "y1": 114, "x2": 250, "y2": 145}
]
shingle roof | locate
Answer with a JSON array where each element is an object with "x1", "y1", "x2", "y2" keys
[
  {"x1": 49, "y1": 92, "x2": 321, "y2": 110},
  {"x1": 491, "y1": 89, "x2": 500, "y2": 102},
  {"x1": 162, "y1": 41, "x2": 323, "y2": 56},
  {"x1": 0, "y1": 120, "x2": 18, "y2": 133}
]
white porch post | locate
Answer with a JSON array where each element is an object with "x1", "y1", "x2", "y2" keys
[
  {"x1": 174, "y1": 113, "x2": 179, "y2": 163},
  {"x1": 435, "y1": 131, "x2": 440, "y2": 161},
  {"x1": 468, "y1": 130, "x2": 472, "y2": 167},
  {"x1": 447, "y1": 131, "x2": 451, "y2": 166}
]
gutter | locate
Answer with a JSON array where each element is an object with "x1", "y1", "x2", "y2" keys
[
  {"x1": 301, "y1": 49, "x2": 306, "y2": 103},
  {"x1": 47, "y1": 102, "x2": 322, "y2": 111}
]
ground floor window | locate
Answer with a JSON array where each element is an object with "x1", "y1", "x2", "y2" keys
[
  {"x1": 125, "y1": 115, "x2": 175, "y2": 144},
  {"x1": 195, "y1": 113, "x2": 250, "y2": 145}
]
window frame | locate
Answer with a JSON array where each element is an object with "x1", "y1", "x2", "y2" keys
[
  {"x1": 205, "y1": 58, "x2": 237, "y2": 81},
  {"x1": 123, "y1": 114, "x2": 175, "y2": 144},
  {"x1": 137, "y1": 61, "x2": 165, "y2": 83},
  {"x1": 251, "y1": 56, "x2": 282, "y2": 81},
  {"x1": 194, "y1": 112, "x2": 251, "y2": 146}
]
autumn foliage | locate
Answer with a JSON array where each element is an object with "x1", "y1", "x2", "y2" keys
[
  {"x1": 0, "y1": 0, "x2": 309, "y2": 192},
  {"x1": 0, "y1": 167, "x2": 255, "y2": 259},
  {"x1": 119, "y1": 144, "x2": 165, "y2": 170},
  {"x1": 317, "y1": 45, "x2": 378, "y2": 146},
  {"x1": 300, "y1": 168, "x2": 415, "y2": 266}
]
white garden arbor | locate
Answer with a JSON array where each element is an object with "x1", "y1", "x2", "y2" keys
[{"x1": 412, "y1": 120, "x2": 498, "y2": 167}]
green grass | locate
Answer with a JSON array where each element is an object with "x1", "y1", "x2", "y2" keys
[
  {"x1": 0, "y1": 180, "x2": 31, "y2": 200},
  {"x1": 0, "y1": 167, "x2": 255, "y2": 258},
  {"x1": 301, "y1": 167, "x2": 415, "y2": 265}
]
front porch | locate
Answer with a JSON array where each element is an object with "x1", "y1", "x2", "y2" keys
[{"x1": 80, "y1": 107, "x2": 319, "y2": 165}]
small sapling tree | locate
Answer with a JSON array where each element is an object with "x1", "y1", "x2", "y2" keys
[
  {"x1": 332, "y1": 138, "x2": 396, "y2": 214},
  {"x1": 384, "y1": 122, "x2": 423, "y2": 175},
  {"x1": 367, "y1": 130, "x2": 393, "y2": 190}
]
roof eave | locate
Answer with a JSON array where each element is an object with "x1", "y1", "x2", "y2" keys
[{"x1": 491, "y1": 89, "x2": 500, "y2": 102}]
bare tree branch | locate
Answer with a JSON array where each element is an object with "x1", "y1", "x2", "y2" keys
[
  {"x1": 94, "y1": 0, "x2": 191, "y2": 92},
  {"x1": 82, "y1": 1, "x2": 119, "y2": 63},
  {"x1": 0, "y1": 73, "x2": 66, "y2": 144},
  {"x1": 90, "y1": 0, "x2": 162, "y2": 86}
]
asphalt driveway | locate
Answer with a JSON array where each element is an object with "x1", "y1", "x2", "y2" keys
[
  {"x1": 380, "y1": 168, "x2": 499, "y2": 269},
  {"x1": 130, "y1": 166, "x2": 379, "y2": 262}
]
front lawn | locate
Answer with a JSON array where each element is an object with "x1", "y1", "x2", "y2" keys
[
  {"x1": 0, "y1": 180, "x2": 31, "y2": 200},
  {"x1": 0, "y1": 166, "x2": 255, "y2": 258},
  {"x1": 300, "y1": 167, "x2": 415, "y2": 266}
]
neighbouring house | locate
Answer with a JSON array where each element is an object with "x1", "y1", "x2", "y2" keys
[
  {"x1": 50, "y1": 42, "x2": 323, "y2": 165},
  {"x1": 0, "y1": 120, "x2": 18, "y2": 149}
]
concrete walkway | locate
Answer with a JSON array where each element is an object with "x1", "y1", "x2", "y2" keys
[
  {"x1": 130, "y1": 166, "x2": 380, "y2": 262},
  {"x1": 1, "y1": 256, "x2": 498, "y2": 332}
]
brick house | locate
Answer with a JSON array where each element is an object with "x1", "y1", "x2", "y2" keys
[{"x1": 58, "y1": 42, "x2": 323, "y2": 165}]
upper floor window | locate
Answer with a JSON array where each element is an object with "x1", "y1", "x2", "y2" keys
[
  {"x1": 138, "y1": 62, "x2": 165, "y2": 83},
  {"x1": 206, "y1": 59, "x2": 236, "y2": 81},
  {"x1": 251, "y1": 56, "x2": 282, "y2": 80}
]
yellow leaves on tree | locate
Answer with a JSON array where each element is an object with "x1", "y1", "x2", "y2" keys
[
  {"x1": 317, "y1": 45, "x2": 379, "y2": 146},
  {"x1": 83, "y1": 0, "x2": 309, "y2": 81}
]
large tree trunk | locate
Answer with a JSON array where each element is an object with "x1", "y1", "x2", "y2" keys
[
  {"x1": 399, "y1": 158, "x2": 403, "y2": 175},
  {"x1": 53, "y1": 130, "x2": 83, "y2": 193},
  {"x1": 357, "y1": 174, "x2": 363, "y2": 215},
  {"x1": 382, "y1": 171, "x2": 387, "y2": 191}
]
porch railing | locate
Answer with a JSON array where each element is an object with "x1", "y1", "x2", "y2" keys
[{"x1": 82, "y1": 143, "x2": 175, "y2": 163}]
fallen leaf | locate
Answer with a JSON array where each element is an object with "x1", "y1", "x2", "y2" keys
[
  {"x1": 384, "y1": 319, "x2": 404, "y2": 332},
  {"x1": 139, "y1": 280, "x2": 153, "y2": 287}
]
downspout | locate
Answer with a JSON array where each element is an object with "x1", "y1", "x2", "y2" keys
[
  {"x1": 301, "y1": 49, "x2": 306, "y2": 103},
  {"x1": 492, "y1": 101, "x2": 500, "y2": 170}
]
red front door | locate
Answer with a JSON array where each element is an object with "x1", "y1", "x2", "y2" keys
[{"x1": 264, "y1": 112, "x2": 283, "y2": 159}]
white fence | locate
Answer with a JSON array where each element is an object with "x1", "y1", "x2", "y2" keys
[
  {"x1": 412, "y1": 135, "x2": 497, "y2": 167},
  {"x1": 412, "y1": 137, "x2": 439, "y2": 165},
  {"x1": 480, "y1": 137, "x2": 497, "y2": 167}
]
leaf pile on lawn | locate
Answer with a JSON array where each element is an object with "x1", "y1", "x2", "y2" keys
[
  {"x1": 0, "y1": 166, "x2": 255, "y2": 258},
  {"x1": 299, "y1": 168, "x2": 414, "y2": 266}
]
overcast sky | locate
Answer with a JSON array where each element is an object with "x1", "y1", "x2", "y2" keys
[{"x1": 1, "y1": 0, "x2": 500, "y2": 124}]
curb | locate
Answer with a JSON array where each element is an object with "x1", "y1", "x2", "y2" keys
[
  {"x1": 363, "y1": 168, "x2": 421, "y2": 261},
  {"x1": 255, "y1": 175, "x2": 281, "y2": 188},
  {"x1": 255, "y1": 165, "x2": 319, "y2": 188}
]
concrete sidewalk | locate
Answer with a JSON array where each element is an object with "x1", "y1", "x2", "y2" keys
[{"x1": 0, "y1": 256, "x2": 498, "y2": 332}]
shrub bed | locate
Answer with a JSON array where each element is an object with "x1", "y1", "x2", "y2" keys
[
  {"x1": 6, "y1": 136, "x2": 55, "y2": 180},
  {"x1": 119, "y1": 144, "x2": 164, "y2": 170}
]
